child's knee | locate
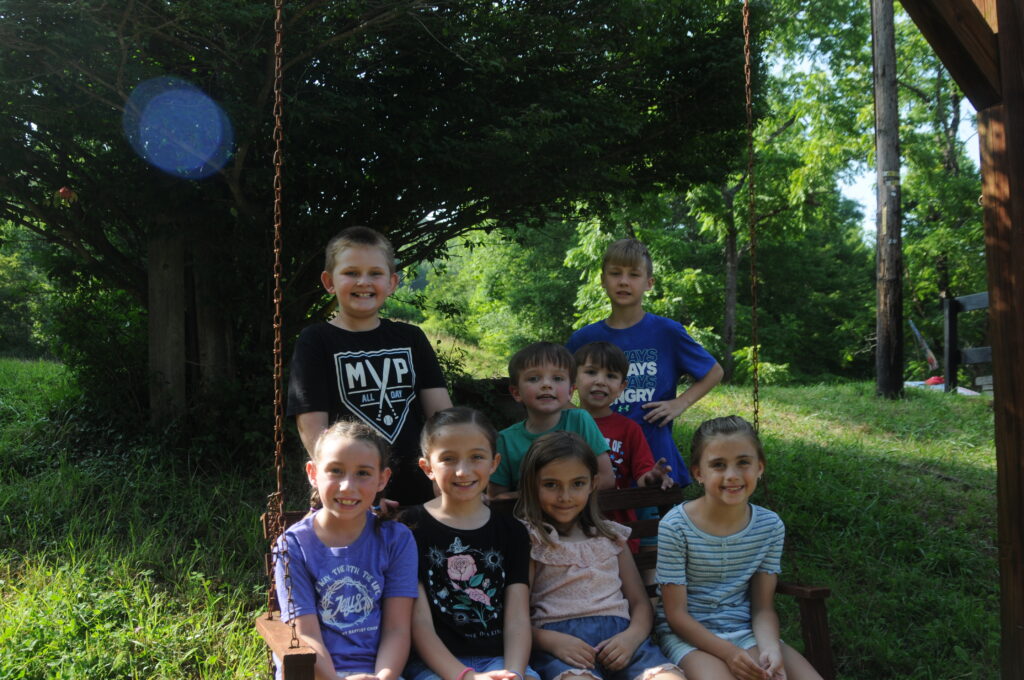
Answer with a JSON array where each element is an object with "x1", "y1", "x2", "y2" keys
[
  {"x1": 552, "y1": 670, "x2": 600, "y2": 680},
  {"x1": 634, "y1": 664, "x2": 686, "y2": 680}
]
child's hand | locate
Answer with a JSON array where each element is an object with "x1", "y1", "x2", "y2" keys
[
  {"x1": 544, "y1": 630, "x2": 597, "y2": 668},
  {"x1": 724, "y1": 644, "x2": 769, "y2": 680},
  {"x1": 758, "y1": 647, "x2": 785, "y2": 680},
  {"x1": 374, "y1": 497, "x2": 400, "y2": 519},
  {"x1": 639, "y1": 458, "x2": 675, "y2": 490},
  {"x1": 476, "y1": 671, "x2": 517, "y2": 680},
  {"x1": 595, "y1": 630, "x2": 641, "y2": 672},
  {"x1": 640, "y1": 399, "x2": 685, "y2": 427},
  {"x1": 345, "y1": 674, "x2": 378, "y2": 680}
]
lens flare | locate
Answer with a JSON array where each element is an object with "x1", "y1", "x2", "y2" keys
[{"x1": 123, "y1": 76, "x2": 234, "y2": 179}]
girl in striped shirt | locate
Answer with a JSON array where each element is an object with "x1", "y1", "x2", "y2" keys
[{"x1": 655, "y1": 416, "x2": 821, "y2": 680}]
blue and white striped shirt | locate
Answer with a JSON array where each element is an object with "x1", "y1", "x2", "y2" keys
[{"x1": 656, "y1": 502, "x2": 784, "y2": 633}]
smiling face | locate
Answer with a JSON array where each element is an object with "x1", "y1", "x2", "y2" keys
[
  {"x1": 600, "y1": 260, "x2": 653, "y2": 310},
  {"x1": 418, "y1": 423, "x2": 499, "y2": 504},
  {"x1": 536, "y1": 456, "x2": 594, "y2": 534},
  {"x1": 574, "y1": 360, "x2": 626, "y2": 417},
  {"x1": 320, "y1": 244, "x2": 398, "y2": 329},
  {"x1": 509, "y1": 362, "x2": 574, "y2": 419},
  {"x1": 692, "y1": 434, "x2": 764, "y2": 508},
  {"x1": 307, "y1": 436, "x2": 390, "y2": 523}
]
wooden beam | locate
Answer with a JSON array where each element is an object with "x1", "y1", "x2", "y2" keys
[
  {"x1": 899, "y1": 0, "x2": 1001, "y2": 108},
  {"x1": 979, "y1": 2, "x2": 1024, "y2": 669}
]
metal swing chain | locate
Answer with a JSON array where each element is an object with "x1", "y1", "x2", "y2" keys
[
  {"x1": 742, "y1": 0, "x2": 761, "y2": 432},
  {"x1": 266, "y1": 0, "x2": 301, "y2": 655}
]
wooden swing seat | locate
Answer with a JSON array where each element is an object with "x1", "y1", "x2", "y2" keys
[{"x1": 256, "y1": 486, "x2": 835, "y2": 680}]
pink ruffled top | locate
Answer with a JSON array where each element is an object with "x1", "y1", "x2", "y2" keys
[{"x1": 523, "y1": 520, "x2": 632, "y2": 626}]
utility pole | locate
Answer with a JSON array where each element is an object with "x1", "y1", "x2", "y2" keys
[{"x1": 871, "y1": 0, "x2": 903, "y2": 398}]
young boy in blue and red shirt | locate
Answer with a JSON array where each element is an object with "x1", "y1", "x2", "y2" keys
[{"x1": 573, "y1": 341, "x2": 674, "y2": 552}]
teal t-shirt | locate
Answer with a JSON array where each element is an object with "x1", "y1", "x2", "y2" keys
[{"x1": 491, "y1": 409, "x2": 609, "y2": 490}]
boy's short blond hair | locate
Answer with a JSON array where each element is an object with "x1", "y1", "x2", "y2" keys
[
  {"x1": 324, "y1": 226, "x2": 397, "y2": 273},
  {"x1": 602, "y1": 238, "x2": 653, "y2": 278},
  {"x1": 508, "y1": 342, "x2": 575, "y2": 386}
]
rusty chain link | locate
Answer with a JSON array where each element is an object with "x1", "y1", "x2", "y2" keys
[
  {"x1": 742, "y1": 0, "x2": 760, "y2": 433},
  {"x1": 266, "y1": 0, "x2": 301, "y2": 663}
]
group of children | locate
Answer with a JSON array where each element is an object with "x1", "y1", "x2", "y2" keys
[{"x1": 276, "y1": 227, "x2": 822, "y2": 680}]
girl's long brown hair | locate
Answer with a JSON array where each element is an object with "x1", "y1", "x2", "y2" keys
[{"x1": 515, "y1": 431, "x2": 617, "y2": 547}]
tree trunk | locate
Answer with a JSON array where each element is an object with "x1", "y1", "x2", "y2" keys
[
  {"x1": 148, "y1": 230, "x2": 187, "y2": 426},
  {"x1": 871, "y1": 0, "x2": 904, "y2": 398},
  {"x1": 193, "y1": 248, "x2": 235, "y2": 391}
]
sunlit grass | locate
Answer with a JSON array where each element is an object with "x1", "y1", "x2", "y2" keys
[{"x1": 0, "y1": 359, "x2": 999, "y2": 680}]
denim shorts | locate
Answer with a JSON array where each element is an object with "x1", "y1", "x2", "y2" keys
[
  {"x1": 405, "y1": 655, "x2": 539, "y2": 680},
  {"x1": 531, "y1": 616, "x2": 679, "y2": 680}
]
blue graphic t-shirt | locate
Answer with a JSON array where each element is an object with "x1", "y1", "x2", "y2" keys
[
  {"x1": 275, "y1": 512, "x2": 418, "y2": 675},
  {"x1": 567, "y1": 313, "x2": 717, "y2": 486},
  {"x1": 402, "y1": 505, "x2": 530, "y2": 658}
]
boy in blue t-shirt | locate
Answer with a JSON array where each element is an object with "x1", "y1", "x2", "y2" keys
[
  {"x1": 566, "y1": 238, "x2": 723, "y2": 487},
  {"x1": 487, "y1": 342, "x2": 615, "y2": 497}
]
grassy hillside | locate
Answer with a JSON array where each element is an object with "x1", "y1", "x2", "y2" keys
[{"x1": 0, "y1": 359, "x2": 998, "y2": 679}]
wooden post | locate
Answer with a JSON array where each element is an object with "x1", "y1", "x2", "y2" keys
[
  {"x1": 872, "y1": 0, "x2": 904, "y2": 398},
  {"x1": 983, "y1": 4, "x2": 1024, "y2": 677}
]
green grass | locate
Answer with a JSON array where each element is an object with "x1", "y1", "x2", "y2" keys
[{"x1": 0, "y1": 358, "x2": 999, "y2": 679}]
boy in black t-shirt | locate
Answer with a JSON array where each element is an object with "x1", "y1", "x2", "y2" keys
[{"x1": 287, "y1": 226, "x2": 452, "y2": 504}]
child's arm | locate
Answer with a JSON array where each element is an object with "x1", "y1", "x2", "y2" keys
[
  {"x1": 661, "y1": 583, "x2": 767, "y2": 680},
  {"x1": 595, "y1": 547, "x2": 652, "y2": 671},
  {"x1": 412, "y1": 584, "x2": 515, "y2": 680},
  {"x1": 502, "y1": 582, "x2": 533, "y2": 675},
  {"x1": 419, "y1": 386, "x2": 453, "y2": 419},
  {"x1": 595, "y1": 452, "x2": 615, "y2": 490},
  {"x1": 374, "y1": 596, "x2": 416, "y2": 680},
  {"x1": 749, "y1": 572, "x2": 784, "y2": 679},
  {"x1": 292, "y1": 613, "x2": 346, "y2": 680},
  {"x1": 641, "y1": 361, "x2": 723, "y2": 427},
  {"x1": 296, "y1": 411, "x2": 329, "y2": 457}
]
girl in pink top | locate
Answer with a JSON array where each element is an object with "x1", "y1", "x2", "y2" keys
[{"x1": 515, "y1": 431, "x2": 686, "y2": 680}]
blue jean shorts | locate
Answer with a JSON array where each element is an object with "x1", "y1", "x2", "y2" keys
[
  {"x1": 405, "y1": 655, "x2": 540, "y2": 680},
  {"x1": 531, "y1": 616, "x2": 679, "y2": 680}
]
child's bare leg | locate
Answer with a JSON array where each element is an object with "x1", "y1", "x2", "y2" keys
[
  {"x1": 779, "y1": 645, "x2": 823, "y2": 680},
  {"x1": 552, "y1": 671, "x2": 600, "y2": 680},
  {"x1": 746, "y1": 644, "x2": 824, "y2": 680},
  {"x1": 638, "y1": 666, "x2": 687, "y2": 680},
  {"x1": 679, "y1": 650, "x2": 739, "y2": 680}
]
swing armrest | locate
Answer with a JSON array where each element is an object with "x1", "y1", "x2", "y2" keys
[
  {"x1": 775, "y1": 582, "x2": 835, "y2": 680},
  {"x1": 255, "y1": 612, "x2": 317, "y2": 680}
]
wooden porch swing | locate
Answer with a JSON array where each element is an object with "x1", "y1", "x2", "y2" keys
[{"x1": 253, "y1": 1, "x2": 837, "y2": 679}]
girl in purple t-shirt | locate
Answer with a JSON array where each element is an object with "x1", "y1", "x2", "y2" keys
[{"x1": 274, "y1": 420, "x2": 418, "y2": 680}]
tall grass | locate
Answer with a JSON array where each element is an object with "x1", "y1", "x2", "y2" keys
[{"x1": 0, "y1": 359, "x2": 998, "y2": 679}]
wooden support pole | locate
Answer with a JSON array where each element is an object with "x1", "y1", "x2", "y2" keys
[
  {"x1": 872, "y1": 0, "x2": 905, "y2": 398},
  {"x1": 978, "y1": 4, "x2": 1024, "y2": 672}
]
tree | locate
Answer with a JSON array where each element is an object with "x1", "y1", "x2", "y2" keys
[
  {"x1": 0, "y1": 0, "x2": 753, "y2": 428},
  {"x1": 871, "y1": 0, "x2": 904, "y2": 398}
]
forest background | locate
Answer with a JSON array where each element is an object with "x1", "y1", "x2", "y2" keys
[{"x1": 0, "y1": 0, "x2": 989, "y2": 434}]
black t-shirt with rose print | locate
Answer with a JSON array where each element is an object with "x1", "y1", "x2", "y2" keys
[{"x1": 401, "y1": 505, "x2": 530, "y2": 657}]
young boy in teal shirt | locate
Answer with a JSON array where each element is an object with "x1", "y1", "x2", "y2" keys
[{"x1": 488, "y1": 342, "x2": 615, "y2": 497}]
